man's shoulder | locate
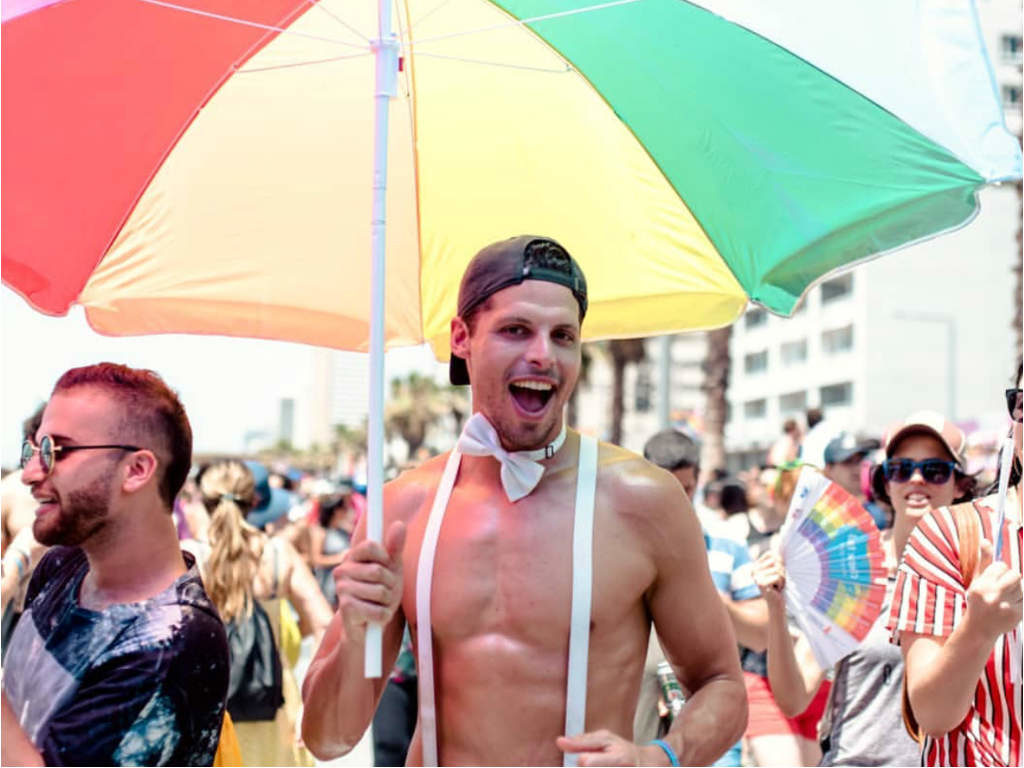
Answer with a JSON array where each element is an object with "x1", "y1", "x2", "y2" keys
[
  {"x1": 25, "y1": 546, "x2": 84, "y2": 606},
  {"x1": 96, "y1": 564, "x2": 227, "y2": 662},
  {"x1": 35, "y1": 544, "x2": 85, "y2": 573},
  {"x1": 384, "y1": 452, "x2": 452, "y2": 517},
  {"x1": 595, "y1": 441, "x2": 683, "y2": 503}
]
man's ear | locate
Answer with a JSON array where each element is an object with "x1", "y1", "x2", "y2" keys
[
  {"x1": 450, "y1": 316, "x2": 471, "y2": 359},
  {"x1": 121, "y1": 450, "x2": 160, "y2": 495}
]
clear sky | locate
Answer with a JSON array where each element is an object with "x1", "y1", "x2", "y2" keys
[{"x1": 1, "y1": 284, "x2": 445, "y2": 469}]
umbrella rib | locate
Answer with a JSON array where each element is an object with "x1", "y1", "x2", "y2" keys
[
  {"x1": 410, "y1": 0, "x2": 454, "y2": 29},
  {"x1": 134, "y1": 0, "x2": 370, "y2": 49},
  {"x1": 409, "y1": 0, "x2": 642, "y2": 47},
  {"x1": 238, "y1": 51, "x2": 371, "y2": 73},
  {"x1": 311, "y1": 0, "x2": 373, "y2": 44},
  {"x1": 413, "y1": 51, "x2": 570, "y2": 73}
]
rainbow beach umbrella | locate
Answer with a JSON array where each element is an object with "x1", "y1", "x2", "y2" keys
[
  {"x1": 3, "y1": 0, "x2": 1020, "y2": 351},
  {"x1": 3, "y1": 0, "x2": 1020, "y2": 674}
]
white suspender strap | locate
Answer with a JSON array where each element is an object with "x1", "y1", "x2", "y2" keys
[
  {"x1": 563, "y1": 435, "x2": 597, "y2": 768},
  {"x1": 416, "y1": 448, "x2": 463, "y2": 768},
  {"x1": 415, "y1": 436, "x2": 597, "y2": 767}
]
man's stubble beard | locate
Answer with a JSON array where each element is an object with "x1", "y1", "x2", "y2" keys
[
  {"x1": 492, "y1": 403, "x2": 565, "y2": 453},
  {"x1": 33, "y1": 475, "x2": 113, "y2": 548}
]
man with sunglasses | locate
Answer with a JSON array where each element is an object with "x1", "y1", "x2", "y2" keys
[
  {"x1": 888, "y1": 371, "x2": 1023, "y2": 767},
  {"x1": 1, "y1": 363, "x2": 229, "y2": 766}
]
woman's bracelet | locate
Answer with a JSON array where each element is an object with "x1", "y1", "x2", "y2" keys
[{"x1": 648, "y1": 738, "x2": 680, "y2": 767}]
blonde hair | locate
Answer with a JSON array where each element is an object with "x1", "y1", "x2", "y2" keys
[
  {"x1": 199, "y1": 460, "x2": 263, "y2": 623},
  {"x1": 774, "y1": 466, "x2": 801, "y2": 508}
]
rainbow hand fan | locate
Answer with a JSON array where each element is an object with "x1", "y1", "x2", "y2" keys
[{"x1": 778, "y1": 466, "x2": 888, "y2": 670}]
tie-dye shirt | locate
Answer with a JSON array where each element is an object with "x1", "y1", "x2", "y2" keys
[{"x1": 2, "y1": 546, "x2": 229, "y2": 766}]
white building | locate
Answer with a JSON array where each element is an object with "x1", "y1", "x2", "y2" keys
[
  {"x1": 979, "y1": 0, "x2": 1023, "y2": 137},
  {"x1": 725, "y1": 181, "x2": 1019, "y2": 464},
  {"x1": 308, "y1": 348, "x2": 371, "y2": 449}
]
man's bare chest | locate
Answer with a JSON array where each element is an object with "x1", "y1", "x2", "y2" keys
[{"x1": 401, "y1": 482, "x2": 654, "y2": 646}]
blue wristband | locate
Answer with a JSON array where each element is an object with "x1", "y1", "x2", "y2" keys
[{"x1": 649, "y1": 738, "x2": 680, "y2": 767}]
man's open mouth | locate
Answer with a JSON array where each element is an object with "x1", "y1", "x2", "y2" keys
[{"x1": 509, "y1": 380, "x2": 555, "y2": 415}]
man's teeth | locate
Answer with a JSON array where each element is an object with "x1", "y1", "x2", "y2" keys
[{"x1": 512, "y1": 381, "x2": 552, "y2": 391}]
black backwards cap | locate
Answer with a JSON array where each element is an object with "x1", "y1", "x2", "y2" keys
[{"x1": 450, "y1": 235, "x2": 588, "y2": 386}]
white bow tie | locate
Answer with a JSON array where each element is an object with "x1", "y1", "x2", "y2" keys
[{"x1": 456, "y1": 413, "x2": 567, "y2": 502}]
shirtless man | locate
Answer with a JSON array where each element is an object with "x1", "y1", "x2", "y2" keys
[{"x1": 302, "y1": 236, "x2": 747, "y2": 766}]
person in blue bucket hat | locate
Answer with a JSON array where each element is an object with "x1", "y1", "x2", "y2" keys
[{"x1": 244, "y1": 461, "x2": 295, "y2": 531}]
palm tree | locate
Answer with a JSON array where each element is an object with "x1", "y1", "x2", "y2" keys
[
  {"x1": 700, "y1": 326, "x2": 732, "y2": 476},
  {"x1": 385, "y1": 373, "x2": 468, "y2": 461},
  {"x1": 332, "y1": 422, "x2": 367, "y2": 458},
  {"x1": 607, "y1": 338, "x2": 647, "y2": 446}
]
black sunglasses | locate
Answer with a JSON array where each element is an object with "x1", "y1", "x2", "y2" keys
[
  {"x1": 1006, "y1": 388, "x2": 1023, "y2": 423},
  {"x1": 882, "y1": 458, "x2": 957, "y2": 485},
  {"x1": 21, "y1": 435, "x2": 141, "y2": 477}
]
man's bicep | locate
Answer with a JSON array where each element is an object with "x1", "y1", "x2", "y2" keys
[{"x1": 648, "y1": 504, "x2": 739, "y2": 691}]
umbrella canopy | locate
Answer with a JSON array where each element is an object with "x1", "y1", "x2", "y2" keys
[{"x1": 3, "y1": 0, "x2": 1020, "y2": 358}]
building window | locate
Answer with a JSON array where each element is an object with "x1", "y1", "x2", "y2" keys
[
  {"x1": 1002, "y1": 84, "x2": 1022, "y2": 108},
  {"x1": 821, "y1": 273, "x2": 853, "y2": 303},
  {"x1": 744, "y1": 398, "x2": 767, "y2": 419},
  {"x1": 779, "y1": 391, "x2": 807, "y2": 414},
  {"x1": 820, "y1": 381, "x2": 853, "y2": 407},
  {"x1": 1001, "y1": 34, "x2": 1023, "y2": 63},
  {"x1": 744, "y1": 349, "x2": 769, "y2": 374},
  {"x1": 821, "y1": 325, "x2": 854, "y2": 354},
  {"x1": 780, "y1": 339, "x2": 808, "y2": 365},
  {"x1": 745, "y1": 308, "x2": 767, "y2": 329}
]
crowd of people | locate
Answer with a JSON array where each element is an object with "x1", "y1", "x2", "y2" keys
[{"x1": 0, "y1": 235, "x2": 1020, "y2": 767}]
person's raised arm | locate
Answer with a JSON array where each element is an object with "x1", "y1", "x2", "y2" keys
[
  {"x1": 280, "y1": 538, "x2": 334, "y2": 648},
  {"x1": 752, "y1": 551, "x2": 824, "y2": 717},
  {"x1": 307, "y1": 524, "x2": 346, "y2": 570},
  {"x1": 300, "y1": 488, "x2": 409, "y2": 760},
  {"x1": 721, "y1": 593, "x2": 768, "y2": 652},
  {"x1": 901, "y1": 539, "x2": 1023, "y2": 737}
]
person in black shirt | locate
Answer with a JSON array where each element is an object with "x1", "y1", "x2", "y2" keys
[{"x1": 1, "y1": 363, "x2": 228, "y2": 766}]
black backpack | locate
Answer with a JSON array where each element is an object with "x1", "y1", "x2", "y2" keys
[{"x1": 225, "y1": 598, "x2": 284, "y2": 722}]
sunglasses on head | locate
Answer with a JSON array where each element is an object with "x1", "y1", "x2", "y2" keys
[
  {"x1": 21, "y1": 435, "x2": 141, "y2": 477},
  {"x1": 1006, "y1": 388, "x2": 1023, "y2": 423},
  {"x1": 882, "y1": 458, "x2": 957, "y2": 485}
]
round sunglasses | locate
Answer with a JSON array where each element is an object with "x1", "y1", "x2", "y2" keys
[
  {"x1": 881, "y1": 457, "x2": 957, "y2": 485},
  {"x1": 1006, "y1": 388, "x2": 1023, "y2": 423},
  {"x1": 21, "y1": 435, "x2": 141, "y2": 477}
]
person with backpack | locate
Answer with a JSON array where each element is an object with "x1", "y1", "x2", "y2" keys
[
  {"x1": 753, "y1": 410, "x2": 976, "y2": 766},
  {"x1": 889, "y1": 369, "x2": 1023, "y2": 767},
  {"x1": 186, "y1": 459, "x2": 333, "y2": 767}
]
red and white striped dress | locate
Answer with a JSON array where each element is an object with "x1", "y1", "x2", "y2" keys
[{"x1": 888, "y1": 491, "x2": 1023, "y2": 767}]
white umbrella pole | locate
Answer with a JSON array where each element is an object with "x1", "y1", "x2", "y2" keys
[{"x1": 365, "y1": 0, "x2": 399, "y2": 679}]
